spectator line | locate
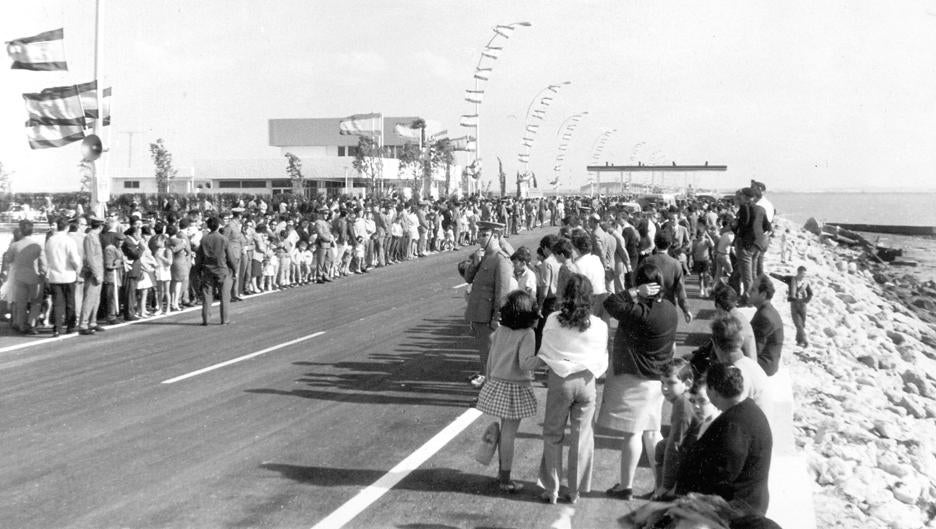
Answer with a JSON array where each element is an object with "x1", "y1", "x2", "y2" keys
[
  {"x1": 161, "y1": 330, "x2": 325, "y2": 384},
  {"x1": 309, "y1": 407, "x2": 482, "y2": 529}
]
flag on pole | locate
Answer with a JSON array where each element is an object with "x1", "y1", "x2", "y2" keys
[
  {"x1": 474, "y1": 68, "x2": 491, "y2": 81},
  {"x1": 464, "y1": 89, "x2": 484, "y2": 104},
  {"x1": 525, "y1": 124, "x2": 539, "y2": 133},
  {"x1": 393, "y1": 122, "x2": 422, "y2": 140},
  {"x1": 338, "y1": 113, "x2": 382, "y2": 136},
  {"x1": 459, "y1": 114, "x2": 479, "y2": 128},
  {"x1": 22, "y1": 84, "x2": 88, "y2": 126},
  {"x1": 5, "y1": 28, "x2": 68, "y2": 71},
  {"x1": 25, "y1": 121, "x2": 85, "y2": 149},
  {"x1": 102, "y1": 87, "x2": 111, "y2": 126},
  {"x1": 481, "y1": 46, "x2": 502, "y2": 60},
  {"x1": 493, "y1": 25, "x2": 514, "y2": 38}
]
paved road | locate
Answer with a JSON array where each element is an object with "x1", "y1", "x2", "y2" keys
[{"x1": 0, "y1": 227, "x2": 714, "y2": 529}]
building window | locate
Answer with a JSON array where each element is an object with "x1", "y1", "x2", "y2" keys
[
  {"x1": 218, "y1": 180, "x2": 242, "y2": 188},
  {"x1": 123, "y1": 181, "x2": 140, "y2": 189},
  {"x1": 270, "y1": 179, "x2": 291, "y2": 187},
  {"x1": 338, "y1": 146, "x2": 346, "y2": 157},
  {"x1": 347, "y1": 145, "x2": 359, "y2": 158}
]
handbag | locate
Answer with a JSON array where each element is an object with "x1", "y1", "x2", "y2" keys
[{"x1": 473, "y1": 421, "x2": 500, "y2": 466}]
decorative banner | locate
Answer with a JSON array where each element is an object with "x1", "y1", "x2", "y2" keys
[
  {"x1": 459, "y1": 114, "x2": 479, "y2": 128},
  {"x1": 6, "y1": 28, "x2": 67, "y2": 71},
  {"x1": 516, "y1": 82, "x2": 570, "y2": 169},
  {"x1": 338, "y1": 113, "x2": 382, "y2": 136},
  {"x1": 552, "y1": 111, "x2": 588, "y2": 184},
  {"x1": 101, "y1": 86, "x2": 111, "y2": 126},
  {"x1": 480, "y1": 46, "x2": 502, "y2": 60},
  {"x1": 464, "y1": 89, "x2": 485, "y2": 104}
]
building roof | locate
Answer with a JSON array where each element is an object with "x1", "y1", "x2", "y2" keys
[{"x1": 269, "y1": 116, "x2": 424, "y2": 147}]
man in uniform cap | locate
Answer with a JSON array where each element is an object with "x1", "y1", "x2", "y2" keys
[
  {"x1": 462, "y1": 220, "x2": 512, "y2": 388},
  {"x1": 312, "y1": 207, "x2": 335, "y2": 282}
]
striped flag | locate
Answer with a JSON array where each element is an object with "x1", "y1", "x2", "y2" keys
[
  {"x1": 473, "y1": 68, "x2": 491, "y2": 81},
  {"x1": 338, "y1": 113, "x2": 382, "y2": 136},
  {"x1": 6, "y1": 28, "x2": 67, "y2": 71},
  {"x1": 25, "y1": 121, "x2": 85, "y2": 149},
  {"x1": 459, "y1": 114, "x2": 479, "y2": 128},
  {"x1": 525, "y1": 124, "x2": 539, "y2": 133},
  {"x1": 393, "y1": 122, "x2": 422, "y2": 140},
  {"x1": 22, "y1": 83, "x2": 90, "y2": 126}
]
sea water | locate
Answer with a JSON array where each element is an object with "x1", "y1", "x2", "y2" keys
[{"x1": 772, "y1": 192, "x2": 935, "y2": 283}]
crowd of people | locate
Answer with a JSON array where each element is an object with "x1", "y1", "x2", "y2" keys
[
  {"x1": 1, "y1": 184, "x2": 799, "y2": 524},
  {"x1": 462, "y1": 181, "x2": 796, "y2": 527},
  {"x1": 0, "y1": 192, "x2": 578, "y2": 335}
]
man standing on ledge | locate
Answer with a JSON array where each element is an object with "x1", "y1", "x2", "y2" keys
[
  {"x1": 462, "y1": 220, "x2": 513, "y2": 388},
  {"x1": 196, "y1": 216, "x2": 236, "y2": 326}
]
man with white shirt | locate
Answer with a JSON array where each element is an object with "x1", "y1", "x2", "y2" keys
[
  {"x1": 45, "y1": 216, "x2": 82, "y2": 337},
  {"x1": 751, "y1": 180, "x2": 774, "y2": 278}
]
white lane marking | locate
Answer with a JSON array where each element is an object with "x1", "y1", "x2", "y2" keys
[
  {"x1": 310, "y1": 408, "x2": 482, "y2": 529},
  {"x1": 0, "y1": 291, "x2": 277, "y2": 355},
  {"x1": 161, "y1": 330, "x2": 326, "y2": 384},
  {"x1": 452, "y1": 283, "x2": 468, "y2": 289}
]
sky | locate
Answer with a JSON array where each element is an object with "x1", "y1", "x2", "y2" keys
[{"x1": 2, "y1": 0, "x2": 936, "y2": 193}]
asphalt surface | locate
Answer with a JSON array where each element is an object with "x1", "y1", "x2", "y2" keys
[{"x1": 0, "y1": 226, "x2": 715, "y2": 529}]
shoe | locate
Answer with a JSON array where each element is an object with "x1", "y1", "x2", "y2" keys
[
  {"x1": 231, "y1": 297, "x2": 243, "y2": 302},
  {"x1": 91, "y1": 325, "x2": 105, "y2": 332},
  {"x1": 468, "y1": 374, "x2": 486, "y2": 388},
  {"x1": 51, "y1": 331, "x2": 60, "y2": 338},
  {"x1": 201, "y1": 321, "x2": 208, "y2": 326},
  {"x1": 605, "y1": 485, "x2": 633, "y2": 500},
  {"x1": 540, "y1": 493, "x2": 558, "y2": 504},
  {"x1": 124, "y1": 316, "x2": 139, "y2": 322},
  {"x1": 221, "y1": 320, "x2": 233, "y2": 325},
  {"x1": 564, "y1": 493, "x2": 579, "y2": 504},
  {"x1": 498, "y1": 481, "x2": 523, "y2": 494},
  {"x1": 78, "y1": 328, "x2": 96, "y2": 336}
]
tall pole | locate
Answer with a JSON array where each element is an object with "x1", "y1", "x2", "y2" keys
[{"x1": 90, "y1": 0, "x2": 103, "y2": 216}]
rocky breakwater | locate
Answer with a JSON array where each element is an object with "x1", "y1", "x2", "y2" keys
[{"x1": 777, "y1": 216, "x2": 936, "y2": 528}]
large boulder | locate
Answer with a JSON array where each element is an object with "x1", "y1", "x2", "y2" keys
[{"x1": 803, "y1": 217, "x2": 822, "y2": 235}]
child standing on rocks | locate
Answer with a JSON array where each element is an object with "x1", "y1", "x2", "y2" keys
[{"x1": 771, "y1": 266, "x2": 813, "y2": 348}]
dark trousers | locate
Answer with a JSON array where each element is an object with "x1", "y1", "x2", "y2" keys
[
  {"x1": 101, "y1": 282, "x2": 117, "y2": 321},
  {"x1": 49, "y1": 282, "x2": 76, "y2": 332},
  {"x1": 791, "y1": 300, "x2": 808, "y2": 345},
  {"x1": 229, "y1": 254, "x2": 242, "y2": 298},
  {"x1": 123, "y1": 278, "x2": 138, "y2": 319},
  {"x1": 201, "y1": 272, "x2": 232, "y2": 324},
  {"x1": 535, "y1": 296, "x2": 557, "y2": 352}
]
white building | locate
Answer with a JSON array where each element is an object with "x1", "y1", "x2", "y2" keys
[{"x1": 190, "y1": 116, "x2": 462, "y2": 198}]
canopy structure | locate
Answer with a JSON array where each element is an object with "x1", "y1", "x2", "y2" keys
[{"x1": 583, "y1": 163, "x2": 727, "y2": 195}]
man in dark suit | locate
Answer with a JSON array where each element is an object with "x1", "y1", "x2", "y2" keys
[
  {"x1": 196, "y1": 216, "x2": 236, "y2": 326},
  {"x1": 733, "y1": 188, "x2": 770, "y2": 299},
  {"x1": 643, "y1": 233, "x2": 693, "y2": 324},
  {"x1": 749, "y1": 274, "x2": 784, "y2": 376},
  {"x1": 462, "y1": 220, "x2": 512, "y2": 388},
  {"x1": 676, "y1": 362, "x2": 773, "y2": 516}
]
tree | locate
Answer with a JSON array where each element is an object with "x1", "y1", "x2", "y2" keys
[
  {"x1": 397, "y1": 142, "x2": 422, "y2": 200},
  {"x1": 149, "y1": 139, "x2": 178, "y2": 195},
  {"x1": 285, "y1": 152, "x2": 304, "y2": 196},
  {"x1": 428, "y1": 138, "x2": 455, "y2": 198},
  {"x1": 352, "y1": 136, "x2": 384, "y2": 197}
]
